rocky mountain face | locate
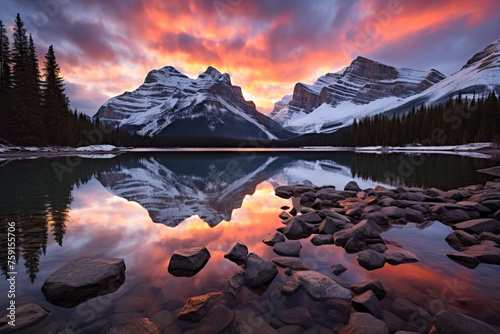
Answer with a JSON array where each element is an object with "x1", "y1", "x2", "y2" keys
[
  {"x1": 270, "y1": 57, "x2": 445, "y2": 133},
  {"x1": 94, "y1": 66, "x2": 291, "y2": 140}
]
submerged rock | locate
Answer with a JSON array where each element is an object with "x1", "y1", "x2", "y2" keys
[
  {"x1": 429, "y1": 309, "x2": 497, "y2": 334},
  {"x1": 331, "y1": 263, "x2": 348, "y2": 276},
  {"x1": 351, "y1": 279, "x2": 387, "y2": 299},
  {"x1": 294, "y1": 270, "x2": 352, "y2": 301},
  {"x1": 339, "y1": 312, "x2": 390, "y2": 334},
  {"x1": 244, "y1": 253, "x2": 278, "y2": 288},
  {"x1": 277, "y1": 306, "x2": 314, "y2": 327},
  {"x1": 228, "y1": 271, "x2": 245, "y2": 296},
  {"x1": 0, "y1": 303, "x2": 50, "y2": 333},
  {"x1": 177, "y1": 292, "x2": 221, "y2": 323},
  {"x1": 272, "y1": 257, "x2": 309, "y2": 270},
  {"x1": 108, "y1": 318, "x2": 159, "y2": 334},
  {"x1": 41, "y1": 257, "x2": 125, "y2": 307},
  {"x1": 168, "y1": 247, "x2": 210, "y2": 277},
  {"x1": 279, "y1": 281, "x2": 301, "y2": 296}
]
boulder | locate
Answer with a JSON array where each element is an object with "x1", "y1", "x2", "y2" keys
[
  {"x1": 453, "y1": 218, "x2": 500, "y2": 234},
  {"x1": 273, "y1": 241, "x2": 302, "y2": 257},
  {"x1": 300, "y1": 191, "x2": 317, "y2": 204},
  {"x1": 455, "y1": 201, "x2": 491, "y2": 213},
  {"x1": 346, "y1": 206, "x2": 364, "y2": 218},
  {"x1": 279, "y1": 211, "x2": 293, "y2": 220},
  {"x1": 369, "y1": 243, "x2": 388, "y2": 253},
  {"x1": 363, "y1": 211, "x2": 389, "y2": 225},
  {"x1": 41, "y1": 257, "x2": 125, "y2": 307},
  {"x1": 331, "y1": 264, "x2": 348, "y2": 276},
  {"x1": 391, "y1": 298, "x2": 432, "y2": 323},
  {"x1": 282, "y1": 214, "x2": 321, "y2": 239},
  {"x1": 108, "y1": 318, "x2": 159, "y2": 334},
  {"x1": 244, "y1": 253, "x2": 278, "y2": 288},
  {"x1": 351, "y1": 279, "x2": 387, "y2": 299},
  {"x1": 297, "y1": 212, "x2": 323, "y2": 223},
  {"x1": 276, "y1": 325, "x2": 304, "y2": 334},
  {"x1": 0, "y1": 303, "x2": 50, "y2": 333},
  {"x1": 440, "y1": 209, "x2": 471, "y2": 224},
  {"x1": 339, "y1": 312, "x2": 390, "y2": 334},
  {"x1": 168, "y1": 247, "x2": 210, "y2": 277},
  {"x1": 228, "y1": 271, "x2": 245, "y2": 296},
  {"x1": 479, "y1": 231, "x2": 500, "y2": 244},
  {"x1": 232, "y1": 310, "x2": 278, "y2": 334},
  {"x1": 381, "y1": 206, "x2": 406, "y2": 219},
  {"x1": 224, "y1": 241, "x2": 248, "y2": 263},
  {"x1": 262, "y1": 231, "x2": 286, "y2": 246},
  {"x1": 333, "y1": 220, "x2": 382, "y2": 247},
  {"x1": 383, "y1": 250, "x2": 419, "y2": 265},
  {"x1": 447, "y1": 240, "x2": 500, "y2": 267},
  {"x1": 400, "y1": 192, "x2": 429, "y2": 202},
  {"x1": 404, "y1": 208, "x2": 425, "y2": 223},
  {"x1": 345, "y1": 181, "x2": 362, "y2": 192},
  {"x1": 279, "y1": 281, "x2": 301, "y2": 296},
  {"x1": 177, "y1": 292, "x2": 221, "y2": 323},
  {"x1": 356, "y1": 250, "x2": 385, "y2": 270},
  {"x1": 445, "y1": 230, "x2": 480, "y2": 250},
  {"x1": 277, "y1": 306, "x2": 314, "y2": 327},
  {"x1": 351, "y1": 290, "x2": 380, "y2": 316},
  {"x1": 272, "y1": 257, "x2": 310, "y2": 270},
  {"x1": 275, "y1": 186, "x2": 293, "y2": 198},
  {"x1": 345, "y1": 237, "x2": 369, "y2": 254},
  {"x1": 294, "y1": 271, "x2": 352, "y2": 301},
  {"x1": 429, "y1": 309, "x2": 497, "y2": 334},
  {"x1": 319, "y1": 217, "x2": 344, "y2": 234},
  {"x1": 311, "y1": 234, "x2": 334, "y2": 246}
]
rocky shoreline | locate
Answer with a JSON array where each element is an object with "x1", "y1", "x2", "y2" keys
[{"x1": 3, "y1": 180, "x2": 500, "y2": 333}]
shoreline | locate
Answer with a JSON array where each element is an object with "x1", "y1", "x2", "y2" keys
[{"x1": 1, "y1": 143, "x2": 500, "y2": 160}]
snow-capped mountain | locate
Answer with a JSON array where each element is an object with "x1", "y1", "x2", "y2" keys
[
  {"x1": 271, "y1": 38, "x2": 500, "y2": 134},
  {"x1": 385, "y1": 38, "x2": 500, "y2": 115},
  {"x1": 94, "y1": 66, "x2": 291, "y2": 140},
  {"x1": 270, "y1": 57, "x2": 445, "y2": 133}
]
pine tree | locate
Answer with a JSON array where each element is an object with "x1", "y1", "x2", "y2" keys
[
  {"x1": 42, "y1": 45, "x2": 72, "y2": 145},
  {"x1": 10, "y1": 14, "x2": 46, "y2": 145},
  {"x1": 0, "y1": 20, "x2": 12, "y2": 138}
]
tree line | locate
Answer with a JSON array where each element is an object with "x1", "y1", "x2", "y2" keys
[{"x1": 350, "y1": 92, "x2": 500, "y2": 147}]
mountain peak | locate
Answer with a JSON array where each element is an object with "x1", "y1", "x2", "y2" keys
[
  {"x1": 199, "y1": 66, "x2": 223, "y2": 80},
  {"x1": 462, "y1": 38, "x2": 500, "y2": 70}
]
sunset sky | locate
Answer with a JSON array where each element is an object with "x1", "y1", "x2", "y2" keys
[{"x1": 2, "y1": 0, "x2": 500, "y2": 116}]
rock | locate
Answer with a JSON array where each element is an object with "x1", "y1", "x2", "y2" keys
[
  {"x1": 453, "y1": 218, "x2": 500, "y2": 234},
  {"x1": 292, "y1": 185, "x2": 316, "y2": 194},
  {"x1": 294, "y1": 271, "x2": 352, "y2": 301},
  {"x1": 279, "y1": 211, "x2": 293, "y2": 220},
  {"x1": 429, "y1": 309, "x2": 497, "y2": 334},
  {"x1": 379, "y1": 197, "x2": 395, "y2": 206},
  {"x1": 232, "y1": 310, "x2": 278, "y2": 334},
  {"x1": 278, "y1": 306, "x2": 314, "y2": 327},
  {"x1": 364, "y1": 196, "x2": 379, "y2": 205},
  {"x1": 447, "y1": 240, "x2": 500, "y2": 267},
  {"x1": 197, "y1": 304, "x2": 233, "y2": 333},
  {"x1": 168, "y1": 247, "x2": 210, "y2": 277},
  {"x1": 368, "y1": 243, "x2": 388, "y2": 253},
  {"x1": 228, "y1": 271, "x2": 245, "y2": 296},
  {"x1": 345, "y1": 237, "x2": 369, "y2": 254},
  {"x1": 356, "y1": 250, "x2": 385, "y2": 270},
  {"x1": 244, "y1": 253, "x2": 278, "y2": 288},
  {"x1": 317, "y1": 209, "x2": 351, "y2": 223},
  {"x1": 311, "y1": 234, "x2": 334, "y2": 246},
  {"x1": 445, "y1": 230, "x2": 480, "y2": 250},
  {"x1": 381, "y1": 206, "x2": 406, "y2": 219},
  {"x1": 331, "y1": 264, "x2": 348, "y2": 276},
  {"x1": 442, "y1": 189, "x2": 466, "y2": 201},
  {"x1": 383, "y1": 249, "x2": 419, "y2": 265},
  {"x1": 108, "y1": 318, "x2": 159, "y2": 334},
  {"x1": 440, "y1": 209, "x2": 471, "y2": 224},
  {"x1": 333, "y1": 220, "x2": 382, "y2": 247},
  {"x1": 410, "y1": 204, "x2": 428, "y2": 213},
  {"x1": 300, "y1": 191, "x2": 317, "y2": 204},
  {"x1": 177, "y1": 292, "x2": 221, "y2": 323},
  {"x1": 298, "y1": 212, "x2": 324, "y2": 223},
  {"x1": 363, "y1": 211, "x2": 389, "y2": 225},
  {"x1": 404, "y1": 208, "x2": 425, "y2": 223},
  {"x1": 272, "y1": 257, "x2": 310, "y2": 270},
  {"x1": 262, "y1": 231, "x2": 286, "y2": 246},
  {"x1": 346, "y1": 206, "x2": 364, "y2": 217},
  {"x1": 339, "y1": 312, "x2": 390, "y2": 334},
  {"x1": 277, "y1": 325, "x2": 304, "y2": 334},
  {"x1": 275, "y1": 186, "x2": 293, "y2": 198},
  {"x1": 0, "y1": 303, "x2": 50, "y2": 333},
  {"x1": 391, "y1": 298, "x2": 432, "y2": 323},
  {"x1": 224, "y1": 241, "x2": 248, "y2": 263},
  {"x1": 319, "y1": 217, "x2": 345, "y2": 234},
  {"x1": 351, "y1": 290, "x2": 380, "y2": 317},
  {"x1": 469, "y1": 191, "x2": 500, "y2": 203},
  {"x1": 149, "y1": 310, "x2": 175, "y2": 330},
  {"x1": 400, "y1": 192, "x2": 429, "y2": 202},
  {"x1": 273, "y1": 241, "x2": 302, "y2": 257},
  {"x1": 479, "y1": 231, "x2": 500, "y2": 244},
  {"x1": 351, "y1": 279, "x2": 387, "y2": 299},
  {"x1": 279, "y1": 281, "x2": 301, "y2": 296},
  {"x1": 41, "y1": 257, "x2": 125, "y2": 307},
  {"x1": 456, "y1": 201, "x2": 491, "y2": 213},
  {"x1": 282, "y1": 217, "x2": 312, "y2": 240},
  {"x1": 344, "y1": 181, "x2": 362, "y2": 192}
]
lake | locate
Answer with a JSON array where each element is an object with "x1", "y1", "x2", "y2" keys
[{"x1": 1, "y1": 151, "x2": 500, "y2": 333}]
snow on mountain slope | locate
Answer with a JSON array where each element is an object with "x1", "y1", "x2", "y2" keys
[
  {"x1": 270, "y1": 56, "x2": 445, "y2": 133},
  {"x1": 94, "y1": 66, "x2": 291, "y2": 140},
  {"x1": 272, "y1": 38, "x2": 500, "y2": 134}
]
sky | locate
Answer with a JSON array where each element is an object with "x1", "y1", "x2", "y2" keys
[{"x1": 1, "y1": 0, "x2": 500, "y2": 116}]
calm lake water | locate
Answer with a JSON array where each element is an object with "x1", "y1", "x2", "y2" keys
[{"x1": 1, "y1": 151, "x2": 500, "y2": 333}]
